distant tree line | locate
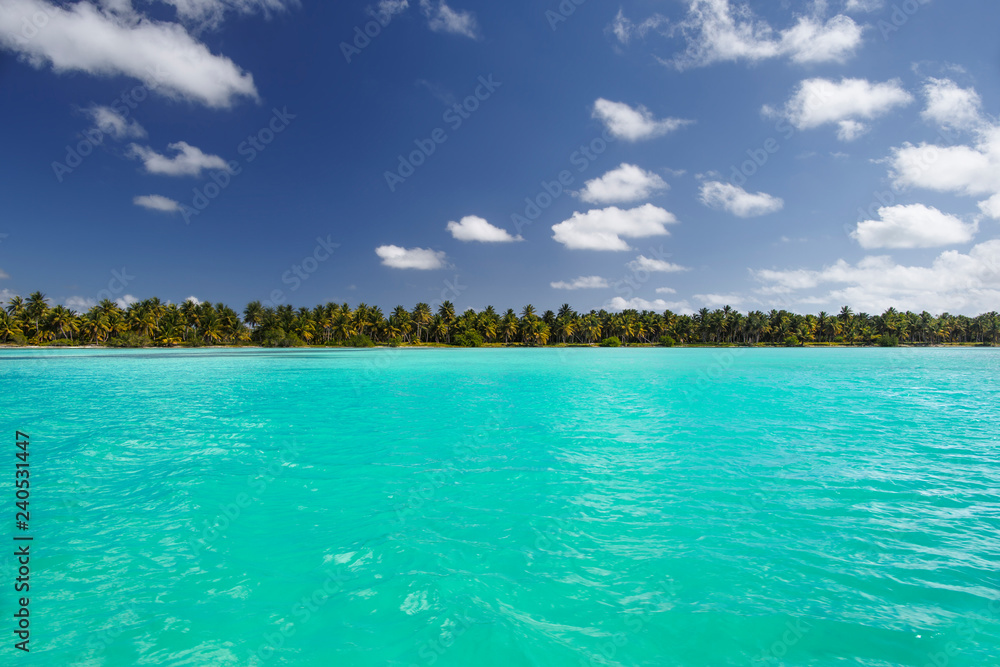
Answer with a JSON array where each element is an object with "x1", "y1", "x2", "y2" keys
[{"x1": 2, "y1": 292, "x2": 998, "y2": 348}]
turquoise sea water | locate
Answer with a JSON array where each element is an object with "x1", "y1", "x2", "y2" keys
[{"x1": 2, "y1": 347, "x2": 999, "y2": 666}]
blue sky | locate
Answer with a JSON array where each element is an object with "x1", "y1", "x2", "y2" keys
[{"x1": 1, "y1": 0, "x2": 999, "y2": 315}]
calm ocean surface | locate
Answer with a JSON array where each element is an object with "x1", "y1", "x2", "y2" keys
[{"x1": 2, "y1": 347, "x2": 999, "y2": 666}]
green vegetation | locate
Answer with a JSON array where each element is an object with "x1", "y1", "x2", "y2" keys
[
  {"x1": 2, "y1": 292, "x2": 999, "y2": 348},
  {"x1": 599, "y1": 337, "x2": 622, "y2": 347},
  {"x1": 877, "y1": 334, "x2": 900, "y2": 347}
]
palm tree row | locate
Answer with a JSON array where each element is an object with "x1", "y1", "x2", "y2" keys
[{"x1": 2, "y1": 292, "x2": 999, "y2": 347}]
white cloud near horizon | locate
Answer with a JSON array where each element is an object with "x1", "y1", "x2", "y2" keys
[
  {"x1": 552, "y1": 204, "x2": 678, "y2": 251},
  {"x1": 753, "y1": 240, "x2": 1000, "y2": 314},
  {"x1": 65, "y1": 293, "x2": 138, "y2": 312},
  {"x1": 129, "y1": 141, "x2": 229, "y2": 176},
  {"x1": 134, "y1": 194, "x2": 182, "y2": 212},
  {"x1": 592, "y1": 99, "x2": 691, "y2": 142},
  {"x1": 605, "y1": 296, "x2": 693, "y2": 314},
  {"x1": 576, "y1": 164, "x2": 668, "y2": 205},
  {"x1": 851, "y1": 204, "x2": 977, "y2": 249},
  {"x1": 0, "y1": 0, "x2": 259, "y2": 108},
  {"x1": 694, "y1": 293, "x2": 744, "y2": 308},
  {"x1": 699, "y1": 181, "x2": 784, "y2": 217},
  {"x1": 446, "y1": 215, "x2": 522, "y2": 242},
  {"x1": 764, "y1": 77, "x2": 913, "y2": 141},
  {"x1": 666, "y1": 0, "x2": 863, "y2": 70},
  {"x1": 375, "y1": 245, "x2": 447, "y2": 269},
  {"x1": 550, "y1": 276, "x2": 609, "y2": 290}
]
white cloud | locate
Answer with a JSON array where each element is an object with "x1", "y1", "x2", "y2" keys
[
  {"x1": 699, "y1": 181, "x2": 783, "y2": 217},
  {"x1": 888, "y1": 118, "x2": 1000, "y2": 219},
  {"x1": 576, "y1": 164, "x2": 668, "y2": 204},
  {"x1": 605, "y1": 296, "x2": 693, "y2": 314},
  {"x1": 65, "y1": 296, "x2": 96, "y2": 312},
  {"x1": 0, "y1": 0, "x2": 259, "y2": 108},
  {"x1": 779, "y1": 14, "x2": 863, "y2": 65},
  {"x1": 550, "y1": 276, "x2": 609, "y2": 290},
  {"x1": 419, "y1": 0, "x2": 477, "y2": 38},
  {"x1": 87, "y1": 105, "x2": 145, "y2": 140},
  {"x1": 694, "y1": 293, "x2": 744, "y2": 307},
  {"x1": 667, "y1": 0, "x2": 863, "y2": 70},
  {"x1": 373, "y1": 0, "x2": 409, "y2": 21},
  {"x1": 836, "y1": 119, "x2": 868, "y2": 141},
  {"x1": 0, "y1": 268, "x2": 9, "y2": 279},
  {"x1": 627, "y1": 255, "x2": 689, "y2": 273},
  {"x1": 375, "y1": 245, "x2": 447, "y2": 270},
  {"x1": 844, "y1": 0, "x2": 884, "y2": 12},
  {"x1": 753, "y1": 240, "x2": 1000, "y2": 314},
  {"x1": 921, "y1": 78, "x2": 985, "y2": 131},
  {"x1": 0, "y1": 289, "x2": 18, "y2": 308},
  {"x1": 851, "y1": 204, "x2": 977, "y2": 249},
  {"x1": 592, "y1": 99, "x2": 691, "y2": 142},
  {"x1": 979, "y1": 194, "x2": 1000, "y2": 220},
  {"x1": 129, "y1": 141, "x2": 228, "y2": 176},
  {"x1": 133, "y1": 194, "x2": 182, "y2": 212},
  {"x1": 159, "y1": 0, "x2": 298, "y2": 30},
  {"x1": 766, "y1": 78, "x2": 913, "y2": 140},
  {"x1": 446, "y1": 215, "x2": 522, "y2": 242},
  {"x1": 655, "y1": 287, "x2": 677, "y2": 294},
  {"x1": 185, "y1": 295, "x2": 201, "y2": 305},
  {"x1": 551, "y1": 204, "x2": 678, "y2": 251},
  {"x1": 117, "y1": 294, "x2": 139, "y2": 308},
  {"x1": 609, "y1": 9, "x2": 667, "y2": 45}
]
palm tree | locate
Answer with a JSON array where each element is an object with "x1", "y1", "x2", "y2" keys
[
  {"x1": 243, "y1": 301, "x2": 263, "y2": 329},
  {"x1": 25, "y1": 291, "x2": 49, "y2": 340},
  {"x1": 48, "y1": 306, "x2": 78, "y2": 342},
  {"x1": 437, "y1": 301, "x2": 455, "y2": 343},
  {"x1": 501, "y1": 309, "x2": 518, "y2": 344},
  {"x1": 0, "y1": 312, "x2": 23, "y2": 343},
  {"x1": 411, "y1": 303, "x2": 431, "y2": 343}
]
